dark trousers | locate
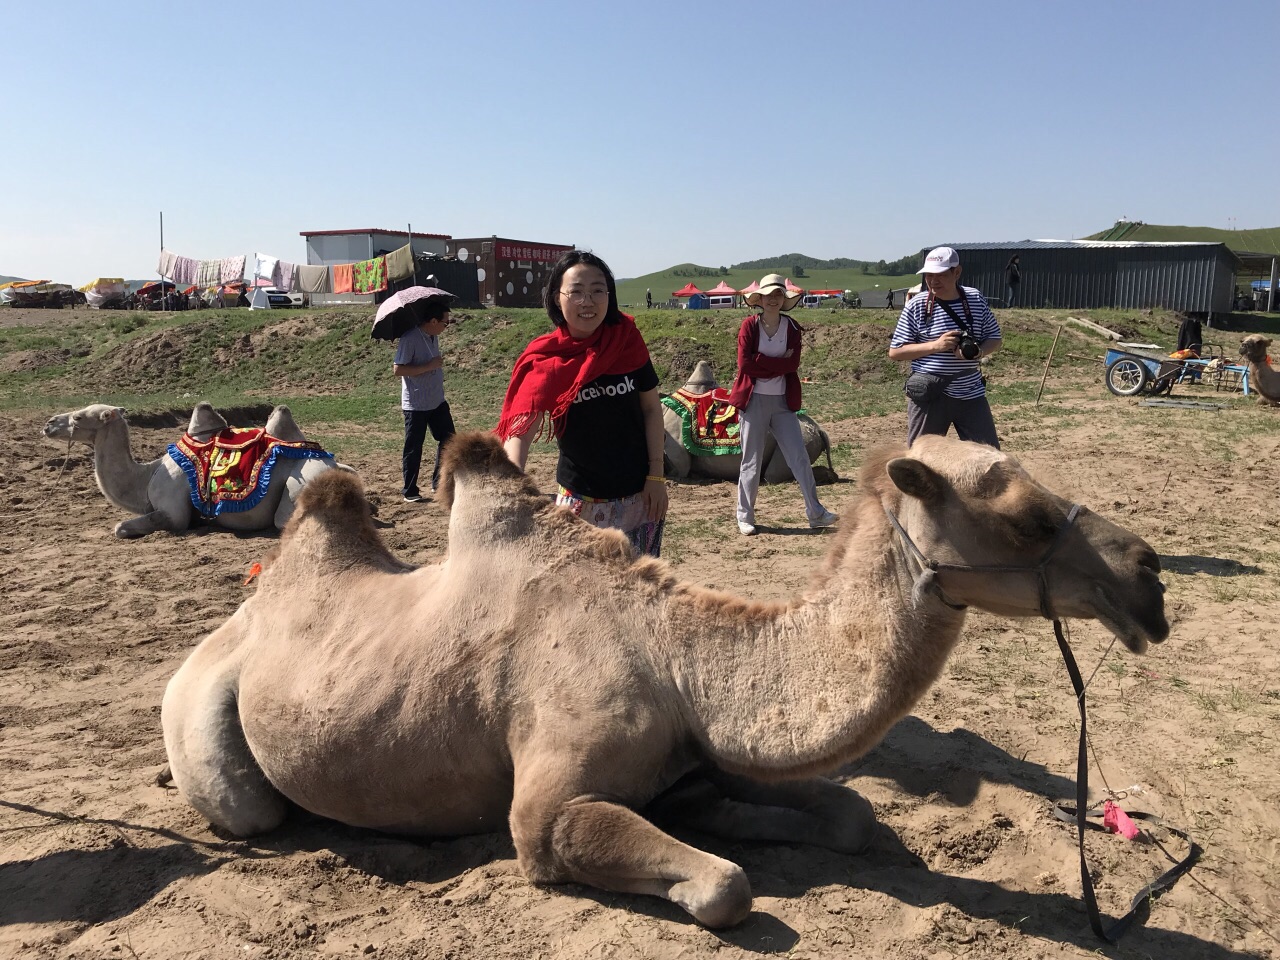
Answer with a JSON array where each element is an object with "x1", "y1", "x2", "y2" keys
[
  {"x1": 403, "y1": 402, "x2": 456, "y2": 496},
  {"x1": 907, "y1": 394, "x2": 1000, "y2": 449}
]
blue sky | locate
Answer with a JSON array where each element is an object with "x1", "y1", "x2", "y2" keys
[{"x1": 2, "y1": 0, "x2": 1277, "y2": 284}]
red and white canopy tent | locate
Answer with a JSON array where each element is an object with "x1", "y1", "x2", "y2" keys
[
  {"x1": 705, "y1": 281, "x2": 737, "y2": 296},
  {"x1": 673, "y1": 282, "x2": 703, "y2": 297}
]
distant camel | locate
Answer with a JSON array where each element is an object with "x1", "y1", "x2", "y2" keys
[
  {"x1": 1238, "y1": 335, "x2": 1280, "y2": 405},
  {"x1": 662, "y1": 361, "x2": 831, "y2": 481},
  {"x1": 43, "y1": 402, "x2": 346, "y2": 538},
  {"x1": 162, "y1": 432, "x2": 1167, "y2": 927}
]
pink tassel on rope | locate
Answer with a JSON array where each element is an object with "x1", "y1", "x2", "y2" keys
[{"x1": 1103, "y1": 800, "x2": 1140, "y2": 840}]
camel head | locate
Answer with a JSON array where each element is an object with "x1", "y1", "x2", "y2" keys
[
  {"x1": 1239, "y1": 335, "x2": 1272, "y2": 365},
  {"x1": 43, "y1": 404, "x2": 127, "y2": 445},
  {"x1": 875, "y1": 435, "x2": 1168, "y2": 653}
]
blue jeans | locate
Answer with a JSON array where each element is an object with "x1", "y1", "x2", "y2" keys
[
  {"x1": 402, "y1": 401, "x2": 455, "y2": 496},
  {"x1": 1007, "y1": 284, "x2": 1018, "y2": 307}
]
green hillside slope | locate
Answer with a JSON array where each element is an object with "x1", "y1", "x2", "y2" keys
[{"x1": 1086, "y1": 222, "x2": 1280, "y2": 256}]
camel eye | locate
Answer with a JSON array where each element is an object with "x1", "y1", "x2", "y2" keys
[{"x1": 1010, "y1": 506, "x2": 1059, "y2": 543}]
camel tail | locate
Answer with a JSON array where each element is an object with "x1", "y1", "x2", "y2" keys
[{"x1": 438, "y1": 431, "x2": 541, "y2": 512}]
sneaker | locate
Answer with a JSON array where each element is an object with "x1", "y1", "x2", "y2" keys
[
  {"x1": 403, "y1": 493, "x2": 423, "y2": 503},
  {"x1": 809, "y1": 508, "x2": 838, "y2": 529},
  {"x1": 738, "y1": 520, "x2": 757, "y2": 536}
]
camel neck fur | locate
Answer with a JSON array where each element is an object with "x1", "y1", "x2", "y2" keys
[
  {"x1": 660, "y1": 488, "x2": 967, "y2": 780},
  {"x1": 93, "y1": 419, "x2": 160, "y2": 516}
]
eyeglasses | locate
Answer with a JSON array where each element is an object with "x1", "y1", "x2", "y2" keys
[{"x1": 560, "y1": 289, "x2": 608, "y2": 303}]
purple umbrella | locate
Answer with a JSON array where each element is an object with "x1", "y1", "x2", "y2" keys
[{"x1": 371, "y1": 285, "x2": 456, "y2": 341}]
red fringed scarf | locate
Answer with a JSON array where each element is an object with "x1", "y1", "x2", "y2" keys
[{"x1": 496, "y1": 315, "x2": 650, "y2": 441}]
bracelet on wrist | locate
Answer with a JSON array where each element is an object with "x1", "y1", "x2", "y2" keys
[{"x1": 645, "y1": 475, "x2": 665, "y2": 483}]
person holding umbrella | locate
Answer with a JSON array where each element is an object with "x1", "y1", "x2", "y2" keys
[
  {"x1": 497, "y1": 250, "x2": 668, "y2": 557},
  {"x1": 380, "y1": 289, "x2": 457, "y2": 502}
]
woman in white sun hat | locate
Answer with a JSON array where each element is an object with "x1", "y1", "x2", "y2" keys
[{"x1": 725, "y1": 274, "x2": 837, "y2": 536}]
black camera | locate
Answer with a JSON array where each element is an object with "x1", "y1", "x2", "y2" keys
[{"x1": 958, "y1": 335, "x2": 980, "y2": 360}]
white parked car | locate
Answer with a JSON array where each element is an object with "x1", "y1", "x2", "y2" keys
[{"x1": 265, "y1": 288, "x2": 305, "y2": 308}]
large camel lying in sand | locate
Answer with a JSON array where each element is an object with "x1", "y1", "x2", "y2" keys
[
  {"x1": 43, "y1": 402, "x2": 344, "y2": 538},
  {"x1": 1238, "y1": 334, "x2": 1280, "y2": 405},
  {"x1": 162, "y1": 432, "x2": 1167, "y2": 927},
  {"x1": 662, "y1": 361, "x2": 831, "y2": 481}
]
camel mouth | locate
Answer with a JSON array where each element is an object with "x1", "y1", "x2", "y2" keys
[{"x1": 1091, "y1": 580, "x2": 1168, "y2": 654}]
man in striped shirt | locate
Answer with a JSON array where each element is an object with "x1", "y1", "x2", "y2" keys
[{"x1": 888, "y1": 246, "x2": 1002, "y2": 448}]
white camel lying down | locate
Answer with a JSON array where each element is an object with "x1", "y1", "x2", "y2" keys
[
  {"x1": 162, "y1": 432, "x2": 1168, "y2": 927},
  {"x1": 43, "y1": 402, "x2": 345, "y2": 538}
]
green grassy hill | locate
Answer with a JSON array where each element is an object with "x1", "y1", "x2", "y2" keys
[
  {"x1": 1086, "y1": 221, "x2": 1280, "y2": 255},
  {"x1": 617, "y1": 264, "x2": 921, "y2": 309}
]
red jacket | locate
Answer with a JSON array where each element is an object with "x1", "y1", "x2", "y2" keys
[{"x1": 726, "y1": 314, "x2": 804, "y2": 411}]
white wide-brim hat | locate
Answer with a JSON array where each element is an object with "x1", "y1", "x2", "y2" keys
[{"x1": 745, "y1": 273, "x2": 802, "y2": 310}]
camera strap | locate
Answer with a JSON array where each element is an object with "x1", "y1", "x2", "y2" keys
[{"x1": 925, "y1": 290, "x2": 975, "y2": 335}]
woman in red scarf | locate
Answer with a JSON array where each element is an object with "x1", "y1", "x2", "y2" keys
[{"x1": 497, "y1": 251, "x2": 668, "y2": 556}]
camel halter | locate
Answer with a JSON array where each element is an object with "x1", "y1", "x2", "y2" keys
[
  {"x1": 882, "y1": 501, "x2": 1082, "y2": 618},
  {"x1": 882, "y1": 500, "x2": 1200, "y2": 944}
]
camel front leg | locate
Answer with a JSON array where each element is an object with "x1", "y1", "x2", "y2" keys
[
  {"x1": 512, "y1": 786, "x2": 751, "y2": 928},
  {"x1": 652, "y1": 773, "x2": 877, "y2": 855},
  {"x1": 114, "y1": 509, "x2": 184, "y2": 539}
]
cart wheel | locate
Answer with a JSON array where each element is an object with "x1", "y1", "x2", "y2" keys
[
  {"x1": 1154, "y1": 375, "x2": 1176, "y2": 396},
  {"x1": 1106, "y1": 358, "x2": 1151, "y2": 397}
]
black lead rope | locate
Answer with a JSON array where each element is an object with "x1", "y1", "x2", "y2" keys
[
  {"x1": 1051, "y1": 619, "x2": 1202, "y2": 943},
  {"x1": 883, "y1": 500, "x2": 1202, "y2": 942}
]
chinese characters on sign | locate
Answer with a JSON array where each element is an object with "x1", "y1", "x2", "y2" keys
[{"x1": 494, "y1": 243, "x2": 570, "y2": 262}]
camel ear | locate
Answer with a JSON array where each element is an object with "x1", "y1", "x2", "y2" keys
[
  {"x1": 887, "y1": 457, "x2": 945, "y2": 503},
  {"x1": 99, "y1": 407, "x2": 121, "y2": 423},
  {"x1": 973, "y1": 460, "x2": 1012, "y2": 499}
]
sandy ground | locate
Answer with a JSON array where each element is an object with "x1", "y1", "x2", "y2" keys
[{"x1": 3, "y1": 384, "x2": 1280, "y2": 959}]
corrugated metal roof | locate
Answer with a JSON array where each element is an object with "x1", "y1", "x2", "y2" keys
[
  {"x1": 939, "y1": 239, "x2": 1227, "y2": 251},
  {"x1": 299, "y1": 228, "x2": 451, "y2": 239}
]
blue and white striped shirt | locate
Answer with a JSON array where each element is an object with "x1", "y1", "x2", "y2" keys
[{"x1": 890, "y1": 286, "x2": 1001, "y2": 400}]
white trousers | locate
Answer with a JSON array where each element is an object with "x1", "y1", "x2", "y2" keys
[{"x1": 735, "y1": 393, "x2": 824, "y2": 525}]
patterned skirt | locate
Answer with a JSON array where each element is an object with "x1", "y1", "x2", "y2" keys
[{"x1": 555, "y1": 487, "x2": 665, "y2": 558}]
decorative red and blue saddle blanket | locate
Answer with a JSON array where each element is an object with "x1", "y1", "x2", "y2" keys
[
  {"x1": 660, "y1": 387, "x2": 742, "y2": 456},
  {"x1": 168, "y1": 427, "x2": 333, "y2": 517}
]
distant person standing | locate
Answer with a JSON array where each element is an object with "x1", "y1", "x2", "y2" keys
[
  {"x1": 885, "y1": 288, "x2": 895, "y2": 310},
  {"x1": 646, "y1": 287, "x2": 652, "y2": 309},
  {"x1": 394, "y1": 299, "x2": 456, "y2": 501},
  {"x1": 889, "y1": 246, "x2": 1003, "y2": 449},
  {"x1": 1005, "y1": 254, "x2": 1021, "y2": 307},
  {"x1": 728, "y1": 274, "x2": 837, "y2": 536}
]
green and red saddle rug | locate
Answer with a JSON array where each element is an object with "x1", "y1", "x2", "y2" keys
[
  {"x1": 660, "y1": 386, "x2": 741, "y2": 457},
  {"x1": 168, "y1": 428, "x2": 334, "y2": 517}
]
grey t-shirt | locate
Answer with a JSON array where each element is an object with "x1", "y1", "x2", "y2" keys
[{"x1": 394, "y1": 327, "x2": 445, "y2": 411}]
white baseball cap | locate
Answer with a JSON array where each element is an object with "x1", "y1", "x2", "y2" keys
[{"x1": 918, "y1": 246, "x2": 960, "y2": 274}]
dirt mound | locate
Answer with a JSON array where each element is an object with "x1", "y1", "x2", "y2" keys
[{"x1": 0, "y1": 347, "x2": 74, "y2": 373}]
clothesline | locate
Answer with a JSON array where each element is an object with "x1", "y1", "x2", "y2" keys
[{"x1": 157, "y1": 242, "x2": 418, "y2": 297}]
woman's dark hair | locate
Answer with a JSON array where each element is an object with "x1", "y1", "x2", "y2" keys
[
  {"x1": 419, "y1": 296, "x2": 452, "y2": 322},
  {"x1": 543, "y1": 250, "x2": 624, "y2": 330}
]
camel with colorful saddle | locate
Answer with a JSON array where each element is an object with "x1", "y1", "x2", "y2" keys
[
  {"x1": 661, "y1": 361, "x2": 832, "y2": 482},
  {"x1": 43, "y1": 401, "x2": 349, "y2": 538}
]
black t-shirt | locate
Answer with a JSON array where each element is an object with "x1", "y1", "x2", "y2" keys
[{"x1": 556, "y1": 360, "x2": 659, "y2": 500}]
